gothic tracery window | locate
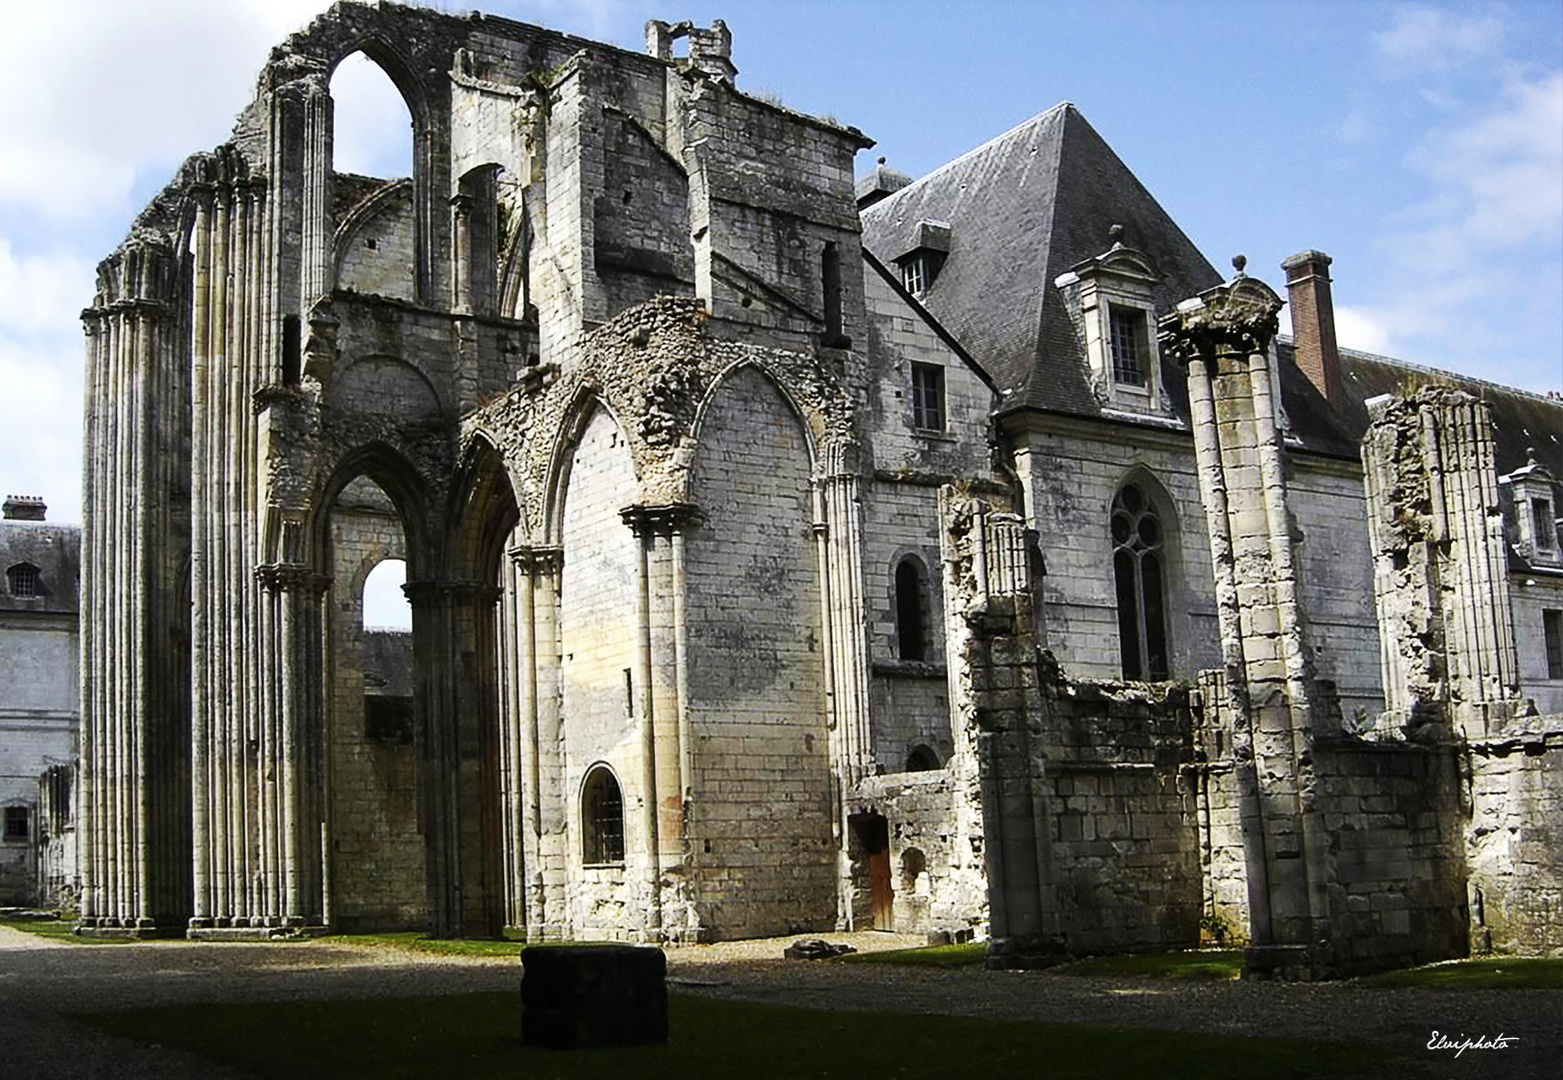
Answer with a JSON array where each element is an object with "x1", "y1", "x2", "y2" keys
[{"x1": 1112, "y1": 482, "x2": 1169, "y2": 680}]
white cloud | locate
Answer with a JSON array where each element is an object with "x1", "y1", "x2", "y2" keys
[
  {"x1": 0, "y1": 0, "x2": 331, "y2": 220},
  {"x1": 1373, "y1": 4, "x2": 1505, "y2": 76},
  {"x1": 1333, "y1": 305, "x2": 1395, "y2": 356}
]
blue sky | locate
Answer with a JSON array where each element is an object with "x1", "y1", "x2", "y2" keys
[{"x1": 3, "y1": 0, "x2": 1560, "y2": 532}]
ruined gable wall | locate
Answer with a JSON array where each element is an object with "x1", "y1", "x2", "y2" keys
[
  {"x1": 685, "y1": 365, "x2": 834, "y2": 940},
  {"x1": 334, "y1": 183, "x2": 417, "y2": 302}
]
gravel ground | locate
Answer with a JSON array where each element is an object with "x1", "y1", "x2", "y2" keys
[{"x1": 1, "y1": 926, "x2": 1555, "y2": 1080}]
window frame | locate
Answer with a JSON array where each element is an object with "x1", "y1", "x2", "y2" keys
[
  {"x1": 580, "y1": 764, "x2": 626, "y2": 867},
  {"x1": 1111, "y1": 481, "x2": 1171, "y2": 681},
  {"x1": 7, "y1": 562, "x2": 41, "y2": 599},
  {"x1": 1544, "y1": 609, "x2": 1563, "y2": 680},
  {"x1": 1108, "y1": 304, "x2": 1150, "y2": 388},
  {"x1": 894, "y1": 556, "x2": 931, "y2": 662},
  {"x1": 4, "y1": 805, "x2": 29, "y2": 842},
  {"x1": 910, "y1": 362, "x2": 946, "y2": 433}
]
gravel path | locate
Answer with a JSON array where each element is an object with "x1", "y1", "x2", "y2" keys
[{"x1": 2, "y1": 926, "x2": 1556, "y2": 1079}]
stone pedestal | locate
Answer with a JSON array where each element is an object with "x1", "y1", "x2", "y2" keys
[{"x1": 520, "y1": 945, "x2": 668, "y2": 1049}]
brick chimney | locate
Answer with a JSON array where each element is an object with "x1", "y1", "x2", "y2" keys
[
  {"x1": 2, "y1": 495, "x2": 47, "y2": 521},
  {"x1": 1281, "y1": 250, "x2": 1344, "y2": 410}
]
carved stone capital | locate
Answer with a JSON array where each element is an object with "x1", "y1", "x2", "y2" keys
[
  {"x1": 1158, "y1": 274, "x2": 1284, "y2": 366},
  {"x1": 255, "y1": 564, "x2": 330, "y2": 596},
  {"x1": 402, "y1": 579, "x2": 503, "y2": 607},
  {"x1": 507, "y1": 545, "x2": 564, "y2": 575},
  {"x1": 620, "y1": 502, "x2": 704, "y2": 537}
]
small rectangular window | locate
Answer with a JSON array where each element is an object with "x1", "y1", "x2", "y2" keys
[
  {"x1": 1109, "y1": 306, "x2": 1149, "y2": 386},
  {"x1": 4, "y1": 806, "x2": 28, "y2": 841},
  {"x1": 8, "y1": 564, "x2": 39, "y2": 599},
  {"x1": 902, "y1": 256, "x2": 925, "y2": 296},
  {"x1": 1533, "y1": 498, "x2": 1556, "y2": 552},
  {"x1": 911, "y1": 363, "x2": 945, "y2": 432},
  {"x1": 1545, "y1": 609, "x2": 1563, "y2": 679}
]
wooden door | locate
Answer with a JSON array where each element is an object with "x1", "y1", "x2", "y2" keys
[{"x1": 869, "y1": 849, "x2": 893, "y2": 931}]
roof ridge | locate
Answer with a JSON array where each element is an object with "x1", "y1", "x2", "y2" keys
[
  {"x1": 863, "y1": 102, "x2": 1073, "y2": 216},
  {"x1": 1285, "y1": 334, "x2": 1563, "y2": 406}
]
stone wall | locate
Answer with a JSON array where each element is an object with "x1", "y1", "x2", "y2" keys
[
  {"x1": 326, "y1": 488, "x2": 423, "y2": 931},
  {"x1": 685, "y1": 365, "x2": 834, "y2": 940},
  {"x1": 1467, "y1": 729, "x2": 1563, "y2": 955},
  {"x1": 1313, "y1": 740, "x2": 1469, "y2": 975}
]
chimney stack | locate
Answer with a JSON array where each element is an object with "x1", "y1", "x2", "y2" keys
[
  {"x1": 3, "y1": 495, "x2": 47, "y2": 521},
  {"x1": 1281, "y1": 250, "x2": 1344, "y2": 410}
]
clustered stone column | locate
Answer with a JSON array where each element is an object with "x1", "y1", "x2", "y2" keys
[
  {"x1": 620, "y1": 504, "x2": 702, "y2": 941},
  {"x1": 501, "y1": 545, "x2": 563, "y2": 939},
  {"x1": 1158, "y1": 261, "x2": 1331, "y2": 978},
  {"x1": 1361, "y1": 389, "x2": 1522, "y2": 740},
  {"x1": 78, "y1": 239, "x2": 191, "y2": 934}
]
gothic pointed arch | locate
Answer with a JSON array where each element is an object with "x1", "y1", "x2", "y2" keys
[{"x1": 1109, "y1": 466, "x2": 1182, "y2": 681}]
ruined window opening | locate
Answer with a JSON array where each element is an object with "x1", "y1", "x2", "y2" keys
[
  {"x1": 330, "y1": 51, "x2": 414, "y2": 181},
  {"x1": 911, "y1": 363, "x2": 945, "y2": 433},
  {"x1": 7, "y1": 562, "x2": 39, "y2": 599},
  {"x1": 905, "y1": 744, "x2": 941, "y2": 772},
  {"x1": 1112, "y1": 482, "x2": 1169, "y2": 680},
  {"x1": 822, "y1": 241, "x2": 843, "y2": 343},
  {"x1": 895, "y1": 557, "x2": 930, "y2": 661},
  {"x1": 281, "y1": 314, "x2": 302, "y2": 386},
  {"x1": 1545, "y1": 610, "x2": 1563, "y2": 680},
  {"x1": 582, "y1": 765, "x2": 625, "y2": 865},
  {"x1": 1109, "y1": 306, "x2": 1149, "y2": 387},
  {"x1": 900, "y1": 848, "x2": 926, "y2": 890},
  {"x1": 4, "y1": 806, "x2": 28, "y2": 841}
]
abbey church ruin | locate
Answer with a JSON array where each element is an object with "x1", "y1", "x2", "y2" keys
[{"x1": 77, "y1": 2, "x2": 1560, "y2": 976}]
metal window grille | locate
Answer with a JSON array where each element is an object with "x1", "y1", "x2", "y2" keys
[
  {"x1": 8, "y1": 564, "x2": 39, "y2": 599},
  {"x1": 582, "y1": 767, "x2": 625, "y2": 864}
]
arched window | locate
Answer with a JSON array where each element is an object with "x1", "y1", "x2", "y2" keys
[
  {"x1": 7, "y1": 563, "x2": 40, "y2": 599},
  {"x1": 1112, "y1": 482, "x2": 1169, "y2": 680},
  {"x1": 895, "y1": 557, "x2": 929, "y2": 662},
  {"x1": 581, "y1": 765, "x2": 625, "y2": 865},
  {"x1": 905, "y1": 744, "x2": 941, "y2": 772}
]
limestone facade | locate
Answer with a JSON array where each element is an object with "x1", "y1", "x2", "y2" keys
[{"x1": 78, "y1": 2, "x2": 1559, "y2": 967}]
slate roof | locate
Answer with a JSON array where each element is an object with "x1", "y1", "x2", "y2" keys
[
  {"x1": 859, "y1": 103, "x2": 1222, "y2": 416},
  {"x1": 0, "y1": 520, "x2": 81, "y2": 615},
  {"x1": 859, "y1": 102, "x2": 1562, "y2": 477}
]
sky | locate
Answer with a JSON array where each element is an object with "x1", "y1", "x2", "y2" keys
[{"x1": 3, "y1": 0, "x2": 1560, "y2": 540}]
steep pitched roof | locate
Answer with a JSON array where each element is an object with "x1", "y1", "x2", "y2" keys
[{"x1": 859, "y1": 103, "x2": 1221, "y2": 415}]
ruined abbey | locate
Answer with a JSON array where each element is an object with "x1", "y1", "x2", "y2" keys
[{"x1": 76, "y1": 2, "x2": 1560, "y2": 975}]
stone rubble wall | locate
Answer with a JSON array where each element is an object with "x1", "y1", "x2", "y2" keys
[{"x1": 1467, "y1": 729, "x2": 1563, "y2": 955}]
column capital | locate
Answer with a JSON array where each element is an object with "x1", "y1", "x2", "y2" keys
[
  {"x1": 620, "y1": 502, "x2": 704, "y2": 538},
  {"x1": 254, "y1": 564, "x2": 330, "y2": 596},
  {"x1": 402, "y1": 579, "x2": 503, "y2": 607},
  {"x1": 507, "y1": 544, "x2": 563, "y2": 574},
  {"x1": 1158, "y1": 271, "x2": 1284, "y2": 367}
]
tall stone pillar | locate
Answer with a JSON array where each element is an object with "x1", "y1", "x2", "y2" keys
[
  {"x1": 621, "y1": 503, "x2": 703, "y2": 941},
  {"x1": 405, "y1": 579, "x2": 505, "y2": 940},
  {"x1": 1158, "y1": 261, "x2": 1332, "y2": 978}
]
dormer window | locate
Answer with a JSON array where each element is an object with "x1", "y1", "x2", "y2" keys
[
  {"x1": 1109, "y1": 305, "x2": 1149, "y2": 386},
  {"x1": 1499, "y1": 448, "x2": 1559, "y2": 565},
  {"x1": 1059, "y1": 224, "x2": 1166, "y2": 413},
  {"x1": 892, "y1": 220, "x2": 950, "y2": 299}
]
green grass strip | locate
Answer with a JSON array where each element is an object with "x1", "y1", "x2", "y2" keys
[
  {"x1": 1055, "y1": 950, "x2": 1244, "y2": 980},
  {"x1": 1352, "y1": 957, "x2": 1563, "y2": 990},
  {"x1": 81, "y1": 991, "x2": 1388, "y2": 1080},
  {"x1": 0, "y1": 916, "x2": 129, "y2": 946},
  {"x1": 838, "y1": 941, "x2": 986, "y2": 967}
]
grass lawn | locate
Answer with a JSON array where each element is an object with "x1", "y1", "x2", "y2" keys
[
  {"x1": 1055, "y1": 950, "x2": 1245, "y2": 981},
  {"x1": 0, "y1": 915, "x2": 126, "y2": 946},
  {"x1": 838, "y1": 941, "x2": 986, "y2": 968},
  {"x1": 314, "y1": 930, "x2": 531, "y2": 959},
  {"x1": 1353, "y1": 957, "x2": 1563, "y2": 990},
  {"x1": 81, "y1": 991, "x2": 1389, "y2": 1080}
]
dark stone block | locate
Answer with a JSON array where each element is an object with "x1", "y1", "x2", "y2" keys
[{"x1": 521, "y1": 945, "x2": 668, "y2": 1049}]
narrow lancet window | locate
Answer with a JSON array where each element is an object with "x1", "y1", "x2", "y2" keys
[
  {"x1": 1112, "y1": 482, "x2": 1169, "y2": 680},
  {"x1": 582, "y1": 765, "x2": 625, "y2": 865},
  {"x1": 895, "y1": 557, "x2": 929, "y2": 661}
]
